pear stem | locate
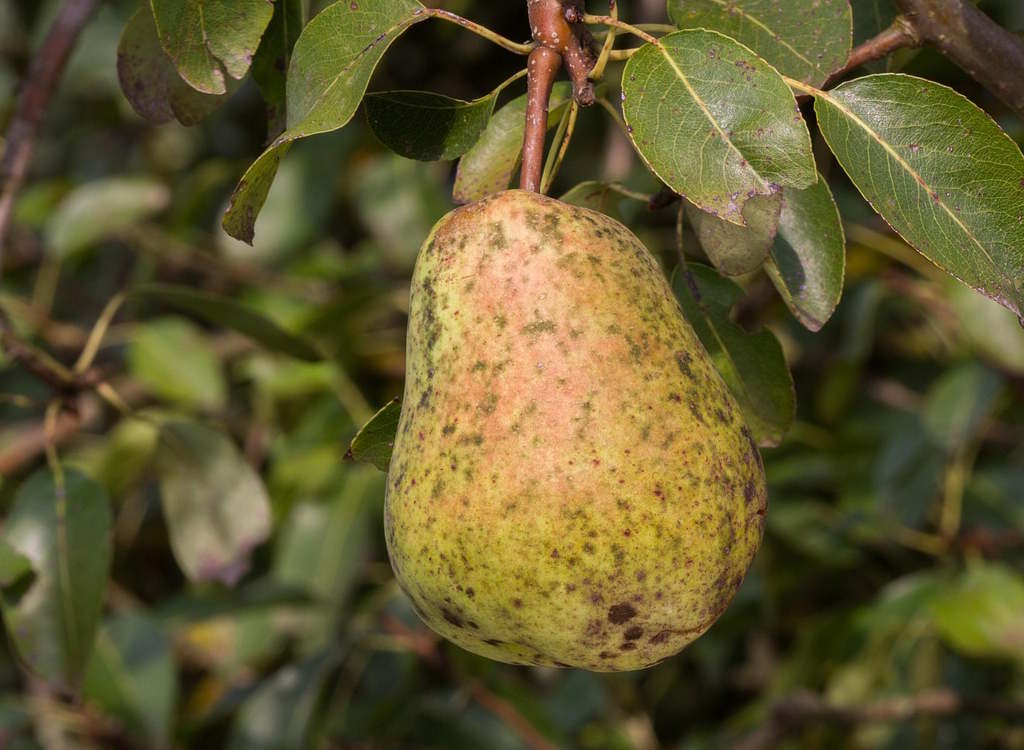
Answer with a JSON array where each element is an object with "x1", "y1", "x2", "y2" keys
[{"x1": 520, "y1": 0, "x2": 597, "y2": 193}]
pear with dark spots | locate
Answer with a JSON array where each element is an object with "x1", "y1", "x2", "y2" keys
[{"x1": 384, "y1": 190, "x2": 766, "y2": 671}]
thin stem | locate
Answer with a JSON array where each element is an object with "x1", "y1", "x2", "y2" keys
[
  {"x1": 521, "y1": 46, "x2": 562, "y2": 192},
  {"x1": 582, "y1": 14, "x2": 658, "y2": 45},
  {"x1": 635, "y1": 23, "x2": 679, "y2": 34},
  {"x1": 425, "y1": 8, "x2": 535, "y2": 55},
  {"x1": 0, "y1": 0, "x2": 101, "y2": 277},
  {"x1": 822, "y1": 18, "x2": 919, "y2": 86},
  {"x1": 603, "y1": 184, "x2": 653, "y2": 203},
  {"x1": 74, "y1": 292, "x2": 126, "y2": 374},
  {"x1": 595, "y1": 97, "x2": 628, "y2": 136},
  {"x1": 489, "y1": 67, "x2": 529, "y2": 99},
  {"x1": 589, "y1": 0, "x2": 618, "y2": 82},
  {"x1": 939, "y1": 445, "x2": 977, "y2": 541},
  {"x1": 43, "y1": 399, "x2": 64, "y2": 483},
  {"x1": 540, "y1": 100, "x2": 579, "y2": 194},
  {"x1": 608, "y1": 47, "x2": 643, "y2": 61},
  {"x1": 95, "y1": 382, "x2": 133, "y2": 417}
]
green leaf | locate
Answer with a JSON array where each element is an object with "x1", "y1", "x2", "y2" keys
[
  {"x1": 948, "y1": 279, "x2": 1024, "y2": 375},
  {"x1": 851, "y1": 0, "x2": 898, "y2": 47},
  {"x1": 453, "y1": 82, "x2": 573, "y2": 203},
  {"x1": 155, "y1": 421, "x2": 273, "y2": 585},
  {"x1": 668, "y1": 0, "x2": 852, "y2": 86},
  {"x1": 46, "y1": 176, "x2": 169, "y2": 257},
  {"x1": 930, "y1": 564, "x2": 1024, "y2": 662},
  {"x1": 687, "y1": 192, "x2": 782, "y2": 275},
  {"x1": 127, "y1": 317, "x2": 228, "y2": 411},
  {"x1": 921, "y1": 363, "x2": 1003, "y2": 452},
  {"x1": 131, "y1": 284, "x2": 321, "y2": 361},
  {"x1": 813, "y1": 74, "x2": 1024, "y2": 319},
  {"x1": 0, "y1": 468, "x2": 112, "y2": 687},
  {"x1": 226, "y1": 652, "x2": 336, "y2": 750},
  {"x1": 559, "y1": 181, "x2": 627, "y2": 222},
  {"x1": 82, "y1": 614, "x2": 177, "y2": 747},
  {"x1": 117, "y1": 8, "x2": 234, "y2": 126},
  {"x1": 274, "y1": 468, "x2": 383, "y2": 600},
  {"x1": 150, "y1": 0, "x2": 274, "y2": 94},
  {"x1": 365, "y1": 90, "x2": 494, "y2": 161},
  {"x1": 222, "y1": 0, "x2": 426, "y2": 243},
  {"x1": 0, "y1": 539, "x2": 33, "y2": 590},
  {"x1": 765, "y1": 176, "x2": 846, "y2": 330},
  {"x1": 345, "y1": 398, "x2": 401, "y2": 471},
  {"x1": 622, "y1": 30, "x2": 816, "y2": 225},
  {"x1": 252, "y1": 0, "x2": 306, "y2": 137},
  {"x1": 672, "y1": 264, "x2": 795, "y2": 445}
]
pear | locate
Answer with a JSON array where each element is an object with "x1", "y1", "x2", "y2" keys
[{"x1": 385, "y1": 190, "x2": 766, "y2": 671}]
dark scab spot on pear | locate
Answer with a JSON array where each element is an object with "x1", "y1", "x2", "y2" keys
[
  {"x1": 466, "y1": 587, "x2": 475, "y2": 598},
  {"x1": 620, "y1": 641, "x2": 637, "y2": 651},
  {"x1": 675, "y1": 350, "x2": 694, "y2": 377},
  {"x1": 608, "y1": 603, "x2": 637, "y2": 624},
  {"x1": 441, "y1": 607, "x2": 463, "y2": 628},
  {"x1": 744, "y1": 480, "x2": 758, "y2": 505},
  {"x1": 513, "y1": 598, "x2": 523, "y2": 609},
  {"x1": 649, "y1": 630, "x2": 672, "y2": 644},
  {"x1": 598, "y1": 651, "x2": 613, "y2": 659},
  {"x1": 484, "y1": 638, "x2": 505, "y2": 647},
  {"x1": 624, "y1": 626, "x2": 643, "y2": 640}
]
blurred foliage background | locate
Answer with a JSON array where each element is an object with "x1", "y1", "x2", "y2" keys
[{"x1": 0, "y1": 0, "x2": 1023, "y2": 748}]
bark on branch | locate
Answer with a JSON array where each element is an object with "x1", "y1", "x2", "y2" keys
[
  {"x1": 0, "y1": 0, "x2": 100, "y2": 275},
  {"x1": 894, "y1": 0, "x2": 1024, "y2": 118},
  {"x1": 520, "y1": 0, "x2": 596, "y2": 192}
]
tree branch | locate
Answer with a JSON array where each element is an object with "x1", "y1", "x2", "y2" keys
[
  {"x1": 894, "y1": 0, "x2": 1024, "y2": 119},
  {"x1": 0, "y1": 0, "x2": 101, "y2": 275},
  {"x1": 822, "y1": 18, "x2": 920, "y2": 87},
  {"x1": 733, "y1": 689, "x2": 1024, "y2": 750},
  {"x1": 520, "y1": 0, "x2": 597, "y2": 193}
]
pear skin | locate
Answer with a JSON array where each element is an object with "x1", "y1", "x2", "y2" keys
[{"x1": 385, "y1": 190, "x2": 766, "y2": 671}]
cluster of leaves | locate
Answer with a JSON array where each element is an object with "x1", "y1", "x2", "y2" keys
[
  {"x1": 0, "y1": 0, "x2": 1022, "y2": 747},
  {"x1": 114, "y1": 0, "x2": 1024, "y2": 450}
]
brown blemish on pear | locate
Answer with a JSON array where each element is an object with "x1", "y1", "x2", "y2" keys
[{"x1": 385, "y1": 190, "x2": 767, "y2": 672}]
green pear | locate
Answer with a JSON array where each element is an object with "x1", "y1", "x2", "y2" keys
[{"x1": 385, "y1": 190, "x2": 766, "y2": 671}]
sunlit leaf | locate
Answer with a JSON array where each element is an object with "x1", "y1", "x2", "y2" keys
[
  {"x1": 0, "y1": 468, "x2": 112, "y2": 687},
  {"x1": 345, "y1": 398, "x2": 400, "y2": 471},
  {"x1": 453, "y1": 82, "x2": 573, "y2": 203},
  {"x1": 117, "y1": 8, "x2": 234, "y2": 126},
  {"x1": 274, "y1": 469, "x2": 384, "y2": 600},
  {"x1": 223, "y1": 0, "x2": 426, "y2": 243},
  {"x1": 150, "y1": 0, "x2": 274, "y2": 94},
  {"x1": 765, "y1": 176, "x2": 846, "y2": 330},
  {"x1": 672, "y1": 264, "x2": 795, "y2": 445},
  {"x1": 622, "y1": 30, "x2": 816, "y2": 225},
  {"x1": 132, "y1": 284, "x2": 321, "y2": 361},
  {"x1": 46, "y1": 176, "x2": 169, "y2": 257},
  {"x1": 931, "y1": 564, "x2": 1024, "y2": 662},
  {"x1": 668, "y1": 0, "x2": 852, "y2": 86},
  {"x1": 814, "y1": 74, "x2": 1024, "y2": 318},
  {"x1": 127, "y1": 317, "x2": 228, "y2": 411},
  {"x1": 921, "y1": 363, "x2": 1003, "y2": 452},
  {"x1": 948, "y1": 279, "x2": 1024, "y2": 375},
  {"x1": 365, "y1": 90, "x2": 495, "y2": 161},
  {"x1": 155, "y1": 421, "x2": 272, "y2": 585}
]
